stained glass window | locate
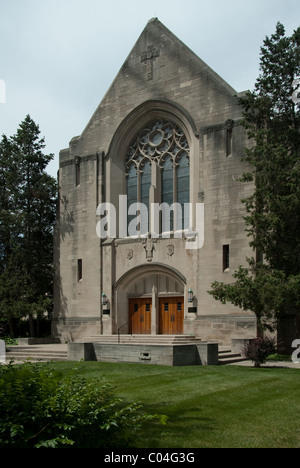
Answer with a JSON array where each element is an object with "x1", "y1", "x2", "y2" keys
[
  {"x1": 125, "y1": 119, "x2": 190, "y2": 235},
  {"x1": 161, "y1": 156, "x2": 174, "y2": 231},
  {"x1": 177, "y1": 153, "x2": 190, "y2": 230},
  {"x1": 141, "y1": 160, "x2": 151, "y2": 235},
  {"x1": 126, "y1": 164, "x2": 138, "y2": 235}
]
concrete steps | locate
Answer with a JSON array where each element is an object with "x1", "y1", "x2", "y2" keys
[
  {"x1": 78, "y1": 334, "x2": 202, "y2": 346},
  {"x1": 218, "y1": 347, "x2": 248, "y2": 365},
  {"x1": 5, "y1": 344, "x2": 68, "y2": 363},
  {"x1": 3, "y1": 342, "x2": 248, "y2": 366}
]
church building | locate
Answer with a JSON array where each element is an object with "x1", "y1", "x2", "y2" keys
[{"x1": 52, "y1": 18, "x2": 257, "y2": 346}]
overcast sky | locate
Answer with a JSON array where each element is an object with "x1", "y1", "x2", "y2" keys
[{"x1": 0, "y1": 0, "x2": 299, "y2": 178}]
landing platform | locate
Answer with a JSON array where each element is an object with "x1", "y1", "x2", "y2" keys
[
  {"x1": 78, "y1": 334, "x2": 202, "y2": 345},
  {"x1": 68, "y1": 336, "x2": 219, "y2": 366}
]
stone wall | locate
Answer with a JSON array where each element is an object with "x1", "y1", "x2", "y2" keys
[
  {"x1": 191, "y1": 315, "x2": 256, "y2": 346},
  {"x1": 68, "y1": 342, "x2": 219, "y2": 366}
]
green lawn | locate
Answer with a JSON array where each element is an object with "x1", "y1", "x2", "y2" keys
[{"x1": 52, "y1": 362, "x2": 299, "y2": 448}]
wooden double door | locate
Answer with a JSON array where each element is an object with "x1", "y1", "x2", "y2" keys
[
  {"x1": 159, "y1": 297, "x2": 184, "y2": 335},
  {"x1": 129, "y1": 297, "x2": 184, "y2": 335},
  {"x1": 129, "y1": 299, "x2": 152, "y2": 335}
]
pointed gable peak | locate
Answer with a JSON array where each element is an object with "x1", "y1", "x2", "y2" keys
[
  {"x1": 147, "y1": 17, "x2": 158, "y2": 23},
  {"x1": 79, "y1": 17, "x2": 238, "y2": 143},
  {"x1": 133, "y1": 17, "x2": 236, "y2": 95}
]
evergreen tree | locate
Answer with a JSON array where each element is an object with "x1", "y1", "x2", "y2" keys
[
  {"x1": 209, "y1": 23, "x2": 300, "y2": 333},
  {"x1": 0, "y1": 135, "x2": 23, "y2": 336},
  {"x1": 0, "y1": 115, "x2": 57, "y2": 337}
]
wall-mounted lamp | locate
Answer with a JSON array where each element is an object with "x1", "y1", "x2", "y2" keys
[
  {"x1": 102, "y1": 293, "x2": 108, "y2": 307},
  {"x1": 188, "y1": 289, "x2": 194, "y2": 303}
]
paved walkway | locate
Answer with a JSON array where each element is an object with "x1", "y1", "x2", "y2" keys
[{"x1": 229, "y1": 359, "x2": 300, "y2": 369}]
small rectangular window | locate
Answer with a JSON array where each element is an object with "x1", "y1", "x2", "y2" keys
[
  {"x1": 146, "y1": 303, "x2": 151, "y2": 312},
  {"x1": 223, "y1": 245, "x2": 230, "y2": 272},
  {"x1": 177, "y1": 302, "x2": 182, "y2": 311},
  {"x1": 75, "y1": 163, "x2": 80, "y2": 187},
  {"x1": 226, "y1": 128, "x2": 233, "y2": 157},
  {"x1": 164, "y1": 303, "x2": 169, "y2": 312},
  {"x1": 77, "y1": 259, "x2": 82, "y2": 281}
]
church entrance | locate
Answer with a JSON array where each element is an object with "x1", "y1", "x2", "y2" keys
[
  {"x1": 129, "y1": 297, "x2": 184, "y2": 335},
  {"x1": 129, "y1": 298, "x2": 152, "y2": 334},
  {"x1": 159, "y1": 297, "x2": 184, "y2": 335},
  {"x1": 116, "y1": 265, "x2": 186, "y2": 336}
]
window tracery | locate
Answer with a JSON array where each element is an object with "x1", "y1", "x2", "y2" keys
[
  {"x1": 125, "y1": 119, "x2": 190, "y2": 235},
  {"x1": 125, "y1": 120, "x2": 189, "y2": 172}
]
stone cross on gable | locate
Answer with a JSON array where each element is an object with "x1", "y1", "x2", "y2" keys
[{"x1": 141, "y1": 45, "x2": 160, "y2": 81}]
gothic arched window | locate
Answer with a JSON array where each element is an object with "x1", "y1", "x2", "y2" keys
[
  {"x1": 126, "y1": 120, "x2": 190, "y2": 235},
  {"x1": 126, "y1": 163, "x2": 138, "y2": 234},
  {"x1": 177, "y1": 153, "x2": 190, "y2": 230}
]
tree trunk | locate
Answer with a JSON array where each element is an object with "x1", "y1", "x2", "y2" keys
[
  {"x1": 29, "y1": 314, "x2": 35, "y2": 337},
  {"x1": 36, "y1": 317, "x2": 42, "y2": 338},
  {"x1": 8, "y1": 318, "x2": 16, "y2": 338}
]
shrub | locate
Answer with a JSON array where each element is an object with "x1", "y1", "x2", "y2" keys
[
  {"x1": 0, "y1": 361, "x2": 163, "y2": 448},
  {"x1": 2, "y1": 336, "x2": 18, "y2": 346},
  {"x1": 242, "y1": 336, "x2": 277, "y2": 368}
]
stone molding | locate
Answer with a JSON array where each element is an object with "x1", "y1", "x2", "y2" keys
[{"x1": 60, "y1": 153, "x2": 98, "y2": 168}]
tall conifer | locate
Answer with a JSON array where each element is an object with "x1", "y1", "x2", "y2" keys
[
  {"x1": 0, "y1": 116, "x2": 57, "y2": 337},
  {"x1": 209, "y1": 23, "x2": 300, "y2": 333}
]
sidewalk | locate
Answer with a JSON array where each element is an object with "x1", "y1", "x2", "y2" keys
[{"x1": 230, "y1": 359, "x2": 300, "y2": 369}]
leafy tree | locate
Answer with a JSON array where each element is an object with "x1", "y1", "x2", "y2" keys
[
  {"x1": 0, "y1": 115, "x2": 57, "y2": 337},
  {"x1": 209, "y1": 23, "x2": 300, "y2": 333}
]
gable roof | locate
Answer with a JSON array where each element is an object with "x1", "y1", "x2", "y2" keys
[
  {"x1": 96, "y1": 17, "x2": 237, "y2": 109},
  {"x1": 142, "y1": 18, "x2": 237, "y2": 94},
  {"x1": 68, "y1": 18, "x2": 240, "y2": 155}
]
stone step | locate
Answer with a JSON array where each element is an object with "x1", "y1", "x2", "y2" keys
[
  {"x1": 78, "y1": 334, "x2": 202, "y2": 345},
  {"x1": 218, "y1": 348, "x2": 248, "y2": 365},
  {"x1": 5, "y1": 345, "x2": 68, "y2": 363}
]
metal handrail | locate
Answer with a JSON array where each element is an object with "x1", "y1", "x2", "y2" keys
[{"x1": 117, "y1": 321, "x2": 132, "y2": 344}]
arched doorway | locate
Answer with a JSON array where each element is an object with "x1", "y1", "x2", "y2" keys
[{"x1": 115, "y1": 264, "x2": 186, "y2": 335}]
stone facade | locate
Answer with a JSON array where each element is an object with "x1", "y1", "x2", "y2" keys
[
  {"x1": 52, "y1": 18, "x2": 256, "y2": 346},
  {"x1": 68, "y1": 342, "x2": 219, "y2": 367}
]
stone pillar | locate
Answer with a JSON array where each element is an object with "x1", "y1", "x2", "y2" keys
[
  {"x1": 197, "y1": 342, "x2": 219, "y2": 366},
  {"x1": 152, "y1": 280, "x2": 158, "y2": 335},
  {"x1": 231, "y1": 338, "x2": 254, "y2": 355},
  {"x1": 68, "y1": 342, "x2": 95, "y2": 361},
  {"x1": 102, "y1": 240, "x2": 114, "y2": 334}
]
